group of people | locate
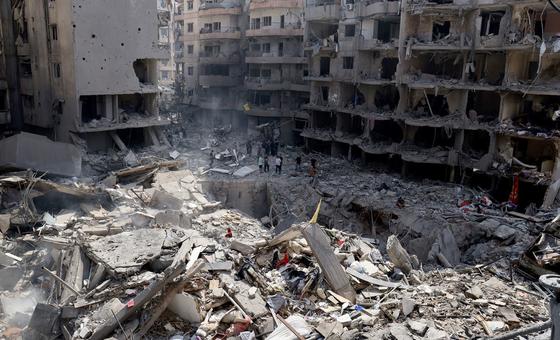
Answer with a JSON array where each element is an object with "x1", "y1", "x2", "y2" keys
[
  {"x1": 257, "y1": 155, "x2": 284, "y2": 174},
  {"x1": 209, "y1": 140, "x2": 318, "y2": 185}
]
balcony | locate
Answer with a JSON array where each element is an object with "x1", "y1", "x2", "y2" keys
[
  {"x1": 250, "y1": 0, "x2": 303, "y2": 9},
  {"x1": 246, "y1": 26, "x2": 304, "y2": 37},
  {"x1": 199, "y1": 53, "x2": 241, "y2": 64},
  {"x1": 305, "y1": 1, "x2": 340, "y2": 21},
  {"x1": 199, "y1": 75, "x2": 241, "y2": 87},
  {"x1": 199, "y1": 28, "x2": 241, "y2": 40},
  {"x1": 357, "y1": 37, "x2": 398, "y2": 50},
  {"x1": 245, "y1": 53, "x2": 306, "y2": 64},
  {"x1": 198, "y1": 6, "x2": 241, "y2": 16},
  {"x1": 356, "y1": 0, "x2": 399, "y2": 17},
  {"x1": 245, "y1": 77, "x2": 309, "y2": 92},
  {"x1": 245, "y1": 106, "x2": 284, "y2": 117}
]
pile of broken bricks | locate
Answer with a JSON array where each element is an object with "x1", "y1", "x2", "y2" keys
[{"x1": 0, "y1": 166, "x2": 552, "y2": 340}]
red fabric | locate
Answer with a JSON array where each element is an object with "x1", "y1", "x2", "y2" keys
[
  {"x1": 225, "y1": 228, "x2": 233, "y2": 238},
  {"x1": 276, "y1": 253, "x2": 289, "y2": 268},
  {"x1": 509, "y1": 175, "x2": 519, "y2": 205}
]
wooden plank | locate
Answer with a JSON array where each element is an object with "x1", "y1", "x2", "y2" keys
[
  {"x1": 61, "y1": 246, "x2": 86, "y2": 301},
  {"x1": 506, "y1": 211, "x2": 548, "y2": 224},
  {"x1": 170, "y1": 238, "x2": 194, "y2": 268},
  {"x1": 134, "y1": 261, "x2": 205, "y2": 338},
  {"x1": 300, "y1": 223, "x2": 356, "y2": 303},
  {"x1": 267, "y1": 226, "x2": 302, "y2": 248},
  {"x1": 89, "y1": 259, "x2": 204, "y2": 340},
  {"x1": 186, "y1": 246, "x2": 204, "y2": 271},
  {"x1": 345, "y1": 268, "x2": 402, "y2": 288}
]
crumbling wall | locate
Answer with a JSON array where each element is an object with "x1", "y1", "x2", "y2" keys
[{"x1": 72, "y1": 0, "x2": 165, "y2": 95}]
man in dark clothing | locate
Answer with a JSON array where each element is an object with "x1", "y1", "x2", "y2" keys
[
  {"x1": 264, "y1": 155, "x2": 270, "y2": 173},
  {"x1": 209, "y1": 150, "x2": 215, "y2": 168},
  {"x1": 246, "y1": 140, "x2": 252, "y2": 155},
  {"x1": 295, "y1": 155, "x2": 302, "y2": 171}
]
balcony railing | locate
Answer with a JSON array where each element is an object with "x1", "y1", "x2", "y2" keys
[
  {"x1": 305, "y1": 0, "x2": 337, "y2": 6},
  {"x1": 199, "y1": 0, "x2": 241, "y2": 9},
  {"x1": 246, "y1": 51, "x2": 303, "y2": 58},
  {"x1": 200, "y1": 27, "x2": 240, "y2": 34}
]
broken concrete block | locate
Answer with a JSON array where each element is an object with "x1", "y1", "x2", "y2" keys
[
  {"x1": 167, "y1": 293, "x2": 201, "y2": 323},
  {"x1": 487, "y1": 320, "x2": 507, "y2": 332},
  {"x1": 130, "y1": 212, "x2": 154, "y2": 228},
  {"x1": 0, "y1": 132, "x2": 81, "y2": 176},
  {"x1": 401, "y1": 297, "x2": 416, "y2": 317},
  {"x1": 493, "y1": 225, "x2": 516, "y2": 240},
  {"x1": 233, "y1": 166, "x2": 258, "y2": 178},
  {"x1": 91, "y1": 298, "x2": 124, "y2": 323},
  {"x1": 407, "y1": 320, "x2": 428, "y2": 336},
  {"x1": 230, "y1": 240, "x2": 256, "y2": 255},
  {"x1": 123, "y1": 151, "x2": 139, "y2": 166},
  {"x1": 27, "y1": 303, "x2": 61, "y2": 336},
  {"x1": 155, "y1": 210, "x2": 192, "y2": 229},
  {"x1": 389, "y1": 324, "x2": 413, "y2": 340},
  {"x1": 85, "y1": 229, "x2": 166, "y2": 276},
  {"x1": 316, "y1": 321, "x2": 343, "y2": 338},
  {"x1": 0, "y1": 214, "x2": 10, "y2": 234},
  {"x1": 498, "y1": 307, "x2": 520, "y2": 326},
  {"x1": 205, "y1": 261, "x2": 233, "y2": 271},
  {"x1": 248, "y1": 287, "x2": 258, "y2": 299},
  {"x1": 465, "y1": 285, "x2": 484, "y2": 299},
  {"x1": 221, "y1": 274, "x2": 268, "y2": 318},
  {"x1": 386, "y1": 235, "x2": 413, "y2": 274},
  {"x1": 149, "y1": 190, "x2": 183, "y2": 210},
  {"x1": 191, "y1": 192, "x2": 209, "y2": 205},
  {"x1": 266, "y1": 315, "x2": 312, "y2": 340},
  {"x1": 424, "y1": 327, "x2": 448, "y2": 339}
]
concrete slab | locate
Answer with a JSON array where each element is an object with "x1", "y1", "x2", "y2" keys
[
  {"x1": 0, "y1": 267, "x2": 23, "y2": 291},
  {"x1": 0, "y1": 132, "x2": 81, "y2": 176},
  {"x1": 85, "y1": 229, "x2": 166, "y2": 276},
  {"x1": 27, "y1": 303, "x2": 61, "y2": 336},
  {"x1": 233, "y1": 166, "x2": 258, "y2": 178},
  {"x1": 167, "y1": 293, "x2": 201, "y2": 323}
]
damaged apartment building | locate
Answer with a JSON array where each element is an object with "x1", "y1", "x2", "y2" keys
[
  {"x1": 175, "y1": 0, "x2": 309, "y2": 142},
  {"x1": 302, "y1": 0, "x2": 560, "y2": 207},
  {"x1": 5, "y1": 0, "x2": 170, "y2": 150}
]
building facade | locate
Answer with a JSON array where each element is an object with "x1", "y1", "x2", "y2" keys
[
  {"x1": 9, "y1": 0, "x2": 170, "y2": 149},
  {"x1": 174, "y1": 0, "x2": 309, "y2": 141},
  {"x1": 302, "y1": 0, "x2": 560, "y2": 205},
  {"x1": 158, "y1": 0, "x2": 178, "y2": 87}
]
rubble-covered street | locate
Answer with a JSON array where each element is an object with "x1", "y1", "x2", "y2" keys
[{"x1": 0, "y1": 123, "x2": 556, "y2": 340}]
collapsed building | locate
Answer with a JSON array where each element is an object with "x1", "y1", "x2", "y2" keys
[
  {"x1": 302, "y1": 0, "x2": 560, "y2": 207},
  {"x1": 1, "y1": 0, "x2": 560, "y2": 338},
  {"x1": 3, "y1": 0, "x2": 170, "y2": 150}
]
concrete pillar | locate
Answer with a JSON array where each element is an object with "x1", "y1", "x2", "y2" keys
[{"x1": 105, "y1": 95, "x2": 113, "y2": 121}]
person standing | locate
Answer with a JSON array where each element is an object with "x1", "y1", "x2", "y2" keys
[
  {"x1": 295, "y1": 155, "x2": 302, "y2": 171},
  {"x1": 246, "y1": 140, "x2": 252, "y2": 156},
  {"x1": 258, "y1": 155, "x2": 264, "y2": 173},
  {"x1": 264, "y1": 155, "x2": 270, "y2": 173},
  {"x1": 309, "y1": 158, "x2": 318, "y2": 186},
  {"x1": 209, "y1": 150, "x2": 215, "y2": 168},
  {"x1": 275, "y1": 155, "x2": 282, "y2": 174}
]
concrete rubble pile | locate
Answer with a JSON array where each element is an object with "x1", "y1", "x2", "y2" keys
[{"x1": 0, "y1": 158, "x2": 554, "y2": 340}]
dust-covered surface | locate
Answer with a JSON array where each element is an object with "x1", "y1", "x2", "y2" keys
[{"x1": 0, "y1": 124, "x2": 555, "y2": 339}]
